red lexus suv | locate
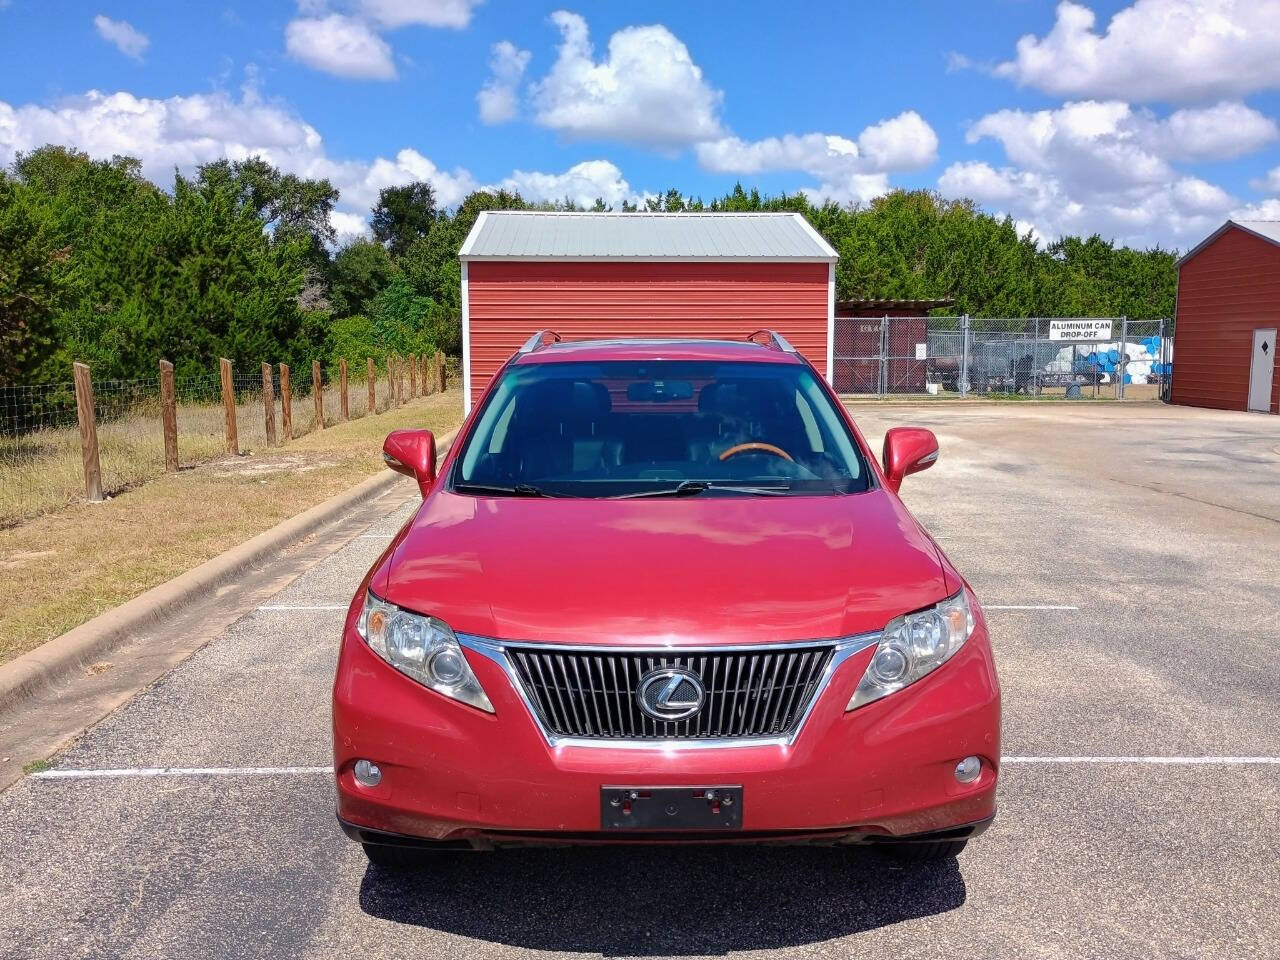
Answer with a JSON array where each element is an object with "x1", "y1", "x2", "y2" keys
[{"x1": 333, "y1": 331, "x2": 1000, "y2": 867}]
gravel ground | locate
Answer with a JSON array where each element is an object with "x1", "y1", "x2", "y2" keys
[{"x1": 1, "y1": 401, "x2": 1278, "y2": 960}]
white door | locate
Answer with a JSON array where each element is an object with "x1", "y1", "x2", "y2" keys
[{"x1": 1249, "y1": 328, "x2": 1276, "y2": 412}]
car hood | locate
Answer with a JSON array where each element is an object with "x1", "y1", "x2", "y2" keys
[{"x1": 381, "y1": 489, "x2": 948, "y2": 646}]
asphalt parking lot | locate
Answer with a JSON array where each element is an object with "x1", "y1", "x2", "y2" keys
[{"x1": 2, "y1": 400, "x2": 1278, "y2": 960}]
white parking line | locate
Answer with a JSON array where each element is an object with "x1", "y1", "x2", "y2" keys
[
  {"x1": 31, "y1": 766, "x2": 333, "y2": 780},
  {"x1": 1003, "y1": 756, "x2": 1280, "y2": 765},
  {"x1": 27, "y1": 757, "x2": 1280, "y2": 781},
  {"x1": 985, "y1": 605, "x2": 1079, "y2": 610},
  {"x1": 256, "y1": 604, "x2": 348, "y2": 611}
]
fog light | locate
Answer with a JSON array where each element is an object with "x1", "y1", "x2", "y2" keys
[
  {"x1": 954, "y1": 756, "x2": 981, "y2": 784},
  {"x1": 353, "y1": 759, "x2": 382, "y2": 787}
]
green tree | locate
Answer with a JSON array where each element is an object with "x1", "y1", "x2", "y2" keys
[
  {"x1": 0, "y1": 173, "x2": 64, "y2": 385},
  {"x1": 367, "y1": 275, "x2": 437, "y2": 355},
  {"x1": 194, "y1": 157, "x2": 338, "y2": 267},
  {"x1": 371, "y1": 181, "x2": 438, "y2": 257},
  {"x1": 8, "y1": 147, "x2": 313, "y2": 380},
  {"x1": 328, "y1": 239, "x2": 395, "y2": 317}
]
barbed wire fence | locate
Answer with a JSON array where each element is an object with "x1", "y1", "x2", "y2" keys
[{"x1": 1, "y1": 351, "x2": 449, "y2": 528}]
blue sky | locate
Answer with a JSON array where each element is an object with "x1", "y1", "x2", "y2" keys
[{"x1": 2, "y1": 0, "x2": 1279, "y2": 249}]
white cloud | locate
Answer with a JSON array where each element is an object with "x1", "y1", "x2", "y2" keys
[
  {"x1": 0, "y1": 86, "x2": 653, "y2": 239},
  {"x1": 1250, "y1": 166, "x2": 1280, "y2": 194},
  {"x1": 944, "y1": 98, "x2": 1276, "y2": 246},
  {"x1": 967, "y1": 101, "x2": 1171, "y2": 191},
  {"x1": 1231, "y1": 198, "x2": 1280, "y2": 220},
  {"x1": 285, "y1": 14, "x2": 396, "y2": 80},
  {"x1": 354, "y1": 0, "x2": 482, "y2": 29},
  {"x1": 965, "y1": 100, "x2": 1276, "y2": 197},
  {"x1": 856, "y1": 111, "x2": 938, "y2": 170},
  {"x1": 476, "y1": 41, "x2": 530, "y2": 125},
  {"x1": 329, "y1": 209, "x2": 374, "y2": 242},
  {"x1": 531, "y1": 10, "x2": 723, "y2": 146},
  {"x1": 337, "y1": 147, "x2": 479, "y2": 211},
  {"x1": 694, "y1": 111, "x2": 937, "y2": 206},
  {"x1": 800, "y1": 174, "x2": 892, "y2": 207},
  {"x1": 93, "y1": 15, "x2": 149, "y2": 61},
  {"x1": 1165, "y1": 102, "x2": 1279, "y2": 160},
  {"x1": 994, "y1": 0, "x2": 1280, "y2": 102},
  {"x1": 696, "y1": 133, "x2": 859, "y2": 178},
  {"x1": 937, "y1": 161, "x2": 1043, "y2": 209},
  {"x1": 0, "y1": 89, "x2": 322, "y2": 184},
  {"x1": 1170, "y1": 176, "x2": 1233, "y2": 213},
  {"x1": 938, "y1": 160, "x2": 1233, "y2": 248},
  {"x1": 499, "y1": 159, "x2": 637, "y2": 208}
]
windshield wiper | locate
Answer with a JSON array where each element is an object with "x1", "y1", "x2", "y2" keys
[
  {"x1": 612, "y1": 480, "x2": 791, "y2": 499},
  {"x1": 453, "y1": 481, "x2": 563, "y2": 498}
]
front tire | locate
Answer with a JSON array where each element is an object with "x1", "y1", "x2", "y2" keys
[{"x1": 883, "y1": 838, "x2": 968, "y2": 863}]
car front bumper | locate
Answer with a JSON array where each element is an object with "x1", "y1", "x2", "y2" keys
[{"x1": 332, "y1": 621, "x2": 1000, "y2": 845}]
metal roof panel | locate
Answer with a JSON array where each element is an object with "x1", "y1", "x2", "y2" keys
[{"x1": 459, "y1": 211, "x2": 839, "y2": 261}]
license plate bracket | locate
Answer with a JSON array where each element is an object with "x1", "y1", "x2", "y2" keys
[{"x1": 601, "y1": 785, "x2": 743, "y2": 830}]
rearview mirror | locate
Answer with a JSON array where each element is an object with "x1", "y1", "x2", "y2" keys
[
  {"x1": 626, "y1": 380, "x2": 694, "y2": 403},
  {"x1": 383, "y1": 429, "x2": 437, "y2": 496},
  {"x1": 882, "y1": 427, "x2": 938, "y2": 493}
]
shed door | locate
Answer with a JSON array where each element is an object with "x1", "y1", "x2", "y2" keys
[{"x1": 1249, "y1": 328, "x2": 1276, "y2": 412}]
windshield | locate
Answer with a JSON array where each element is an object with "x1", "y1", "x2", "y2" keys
[{"x1": 454, "y1": 360, "x2": 870, "y2": 498}]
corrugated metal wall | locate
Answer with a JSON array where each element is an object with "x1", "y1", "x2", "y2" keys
[
  {"x1": 1173, "y1": 227, "x2": 1280, "y2": 413},
  {"x1": 465, "y1": 261, "x2": 830, "y2": 408}
]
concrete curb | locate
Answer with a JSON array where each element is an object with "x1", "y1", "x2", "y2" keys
[{"x1": 0, "y1": 427, "x2": 458, "y2": 710}]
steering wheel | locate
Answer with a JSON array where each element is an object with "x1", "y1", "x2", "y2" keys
[{"x1": 719, "y1": 442, "x2": 794, "y2": 463}]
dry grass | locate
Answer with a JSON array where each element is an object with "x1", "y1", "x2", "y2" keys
[
  {"x1": 0, "y1": 376, "x2": 411, "y2": 528},
  {"x1": 0, "y1": 387, "x2": 463, "y2": 665}
]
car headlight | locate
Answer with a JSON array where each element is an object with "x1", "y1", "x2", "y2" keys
[
  {"x1": 847, "y1": 590, "x2": 975, "y2": 711},
  {"x1": 357, "y1": 591, "x2": 494, "y2": 712}
]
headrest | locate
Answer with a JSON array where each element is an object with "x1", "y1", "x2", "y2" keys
[{"x1": 518, "y1": 378, "x2": 611, "y2": 423}]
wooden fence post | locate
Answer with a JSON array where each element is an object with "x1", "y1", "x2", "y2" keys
[
  {"x1": 159, "y1": 359, "x2": 178, "y2": 472},
  {"x1": 386, "y1": 355, "x2": 396, "y2": 407},
  {"x1": 420, "y1": 353, "x2": 431, "y2": 395},
  {"x1": 73, "y1": 362, "x2": 103, "y2": 501},
  {"x1": 339, "y1": 358, "x2": 349, "y2": 421},
  {"x1": 312, "y1": 361, "x2": 324, "y2": 430},
  {"x1": 367, "y1": 357, "x2": 376, "y2": 415},
  {"x1": 398, "y1": 355, "x2": 406, "y2": 402},
  {"x1": 219, "y1": 357, "x2": 238, "y2": 456},
  {"x1": 262, "y1": 362, "x2": 277, "y2": 446},
  {"x1": 408, "y1": 353, "x2": 417, "y2": 398},
  {"x1": 280, "y1": 363, "x2": 292, "y2": 440},
  {"x1": 436, "y1": 351, "x2": 447, "y2": 393}
]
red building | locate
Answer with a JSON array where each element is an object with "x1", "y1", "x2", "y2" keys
[
  {"x1": 833, "y1": 299, "x2": 954, "y2": 393},
  {"x1": 1173, "y1": 220, "x2": 1280, "y2": 414},
  {"x1": 459, "y1": 212, "x2": 838, "y2": 412}
]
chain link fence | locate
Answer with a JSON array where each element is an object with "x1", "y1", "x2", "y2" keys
[{"x1": 834, "y1": 316, "x2": 1173, "y2": 400}]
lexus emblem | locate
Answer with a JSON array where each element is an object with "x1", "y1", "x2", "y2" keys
[{"x1": 636, "y1": 667, "x2": 706, "y2": 722}]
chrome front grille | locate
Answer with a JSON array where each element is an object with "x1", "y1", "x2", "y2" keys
[{"x1": 505, "y1": 645, "x2": 834, "y2": 741}]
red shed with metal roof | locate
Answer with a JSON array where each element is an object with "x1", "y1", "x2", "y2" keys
[
  {"x1": 458, "y1": 211, "x2": 838, "y2": 412},
  {"x1": 1173, "y1": 220, "x2": 1280, "y2": 414}
]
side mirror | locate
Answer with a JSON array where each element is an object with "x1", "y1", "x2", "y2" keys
[
  {"x1": 882, "y1": 427, "x2": 939, "y2": 493},
  {"x1": 383, "y1": 429, "x2": 437, "y2": 496}
]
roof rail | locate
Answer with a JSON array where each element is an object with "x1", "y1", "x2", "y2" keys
[
  {"x1": 745, "y1": 329, "x2": 797, "y2": 353},
  {"x1": 517, "y1": 329, "x2": 563, "y2": 354}
]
